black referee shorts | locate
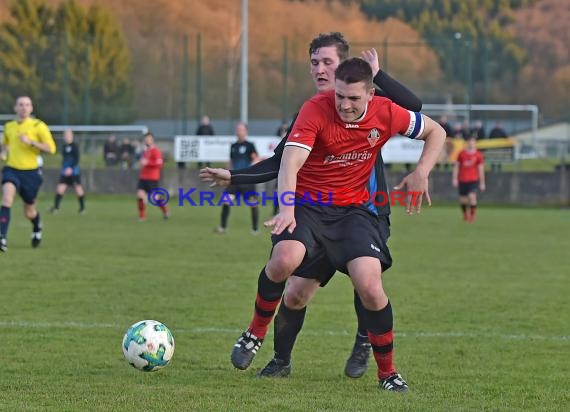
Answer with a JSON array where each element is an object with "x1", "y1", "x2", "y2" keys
[{"x1": 1, "y1": 166, "x2": 43, "y2": 205}]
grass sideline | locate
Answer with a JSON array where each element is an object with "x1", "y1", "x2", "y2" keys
[{"x1": 0, "y1": 196, "x2": 568, "y2": 410}]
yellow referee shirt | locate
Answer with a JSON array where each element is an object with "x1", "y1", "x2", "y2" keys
[{"x1": 2, "y1": 118, "x2": 56, "y2": 170}]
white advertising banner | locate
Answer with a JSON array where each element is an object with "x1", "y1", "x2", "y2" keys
[
  {"x1": 174, "y1": 136, "x2": 282, "y2": 162},
  {"x1": 381, "y1": 136, "x2": 425, "y2": 164}
]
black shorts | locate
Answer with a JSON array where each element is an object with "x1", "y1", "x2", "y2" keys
[
  {"x1": 459, "y1": 181, "x2": 478, "y2": 196},
  {"x1": 59, "y1": 174, "x2": 82, "y2": 186},
  {"x1": 225, "y1": 184, "x2": 258, "y2": 203},
  {"x1": 292, "y1": 215, "x2": 392, "y2": 287},
  {"x1": 1, "y1": 166, "x2": 43, "y2": 205},
  {"x1": 272, "y1": 204, "x2": 392, "y2": 281},
  {"x1": 137, "y1": 179, "x2": 159, "y2": 193}
]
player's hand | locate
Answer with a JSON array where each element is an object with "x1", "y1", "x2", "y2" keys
[
  {"x1": 452, "y1": 179, "x2": 458, "y2": 188},
  {"x1": 394, "y1": 170, "x2": 431, "y2": 215},
  {"x1": 361, "y1": 48, "x2": 380, "y2": 76},
  {"x1": 199, "y1": 167, "x2": 231, "y2": 188},
  {"x1": 479, "y1": 182, "x2": 486, "y2": 191},
  {"x1": 19, "y1": 134, "x2": 31, "y2": 145},
  {"x1": 264, "y1": 209, "x2": 296, "y2": 235},
  {"x1": 140, "y1": 157, "x2": 148, "y2": 166},
  {"x1": 64, "y1": 167, "x2": 73, "y2": 176}
]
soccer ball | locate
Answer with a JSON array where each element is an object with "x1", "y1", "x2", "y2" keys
[{"x1": 122, "y1": 320, "x2": 175, "y2": 372}]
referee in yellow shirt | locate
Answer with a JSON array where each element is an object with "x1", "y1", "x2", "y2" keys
[{"x1": 0, "y1": 96, "x2": 56, "y2": 252}]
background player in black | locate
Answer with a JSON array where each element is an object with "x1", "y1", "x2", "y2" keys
[
  {"x1": 214, "y1": 122, "x2": 259, "y2": 234},
  {"x1": 50, "y1": 129, "x2": 85, "y2": 214},
  {"x1": 200, "y1": 33, "x2": 422, "y2": 378}
]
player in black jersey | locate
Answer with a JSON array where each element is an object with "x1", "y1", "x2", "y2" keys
[
  {"x1": 214, "y1": 122, "x2": 260, "y2": 234},
  {"x1": 50, "y1": 129, "x2": 86, "y2": 214}
]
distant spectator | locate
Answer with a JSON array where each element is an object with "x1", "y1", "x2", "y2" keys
[
  {"x1": 489, "y1": 122, "x2": 508, "y2": 139},
  {"x1": 103, "y1": 134, "x2": 119, "y2": 167},
  {"x1": 119, "y1": 137, "x2": 135, "y2": 169},
  {"x1": 196, "y1": 115, "x2": 215, "y2": 169},
  {"x1": 452, "y1": 122, "x2": 464, "y2": 138},
  {"x1": 438, "y1": 115, "x2": 453, "y2": 137},
  {"x1": 276, "y1": 121, "x2": 289, "y2": 138},
  {"x1": 460, "y1": 120, "x2": 471, "y2": 139},
  {"x1": 132, "y1": 139, "x2": 144, "y2": 167},
  {"x1": 488, "y1": 122, "x2": 508, "y2": 172},
  {"x1": 470, "y1": 120, "x2": 486, "y2": 140}
]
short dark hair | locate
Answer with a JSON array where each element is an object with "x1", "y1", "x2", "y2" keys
[
  {"x1": 334, "y1": 58, "x2": 373, "y2": 89},
  {"x1": 309, "y1": 32, "x2": 349, "y2": 61}
]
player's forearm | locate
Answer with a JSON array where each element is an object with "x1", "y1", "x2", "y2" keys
[
  {"x1": 146, "y1": 158, "x2": 163, "y2": 167},
  {"x1": 415, "y1": 123, "x2": 446, "y2": 177},
  {"x1": 230, "y1": 155, "x2": 280, "y2": 185},
  {"x1": 478, "y1": 165, "x2": 485, "y2": 185},
  {"x1": 452, "y1": 163, "x2": 459, "y2": 181},
  {"x1": 374, "y1": 70, "x2": 422, "y2": 111},
  {"x1": 277, "y1": 168, "x2": 297, "y2": 213},
  {"x1": 277, "y1": 148, "x2": 306, "y2": 210},
  {"x1": 33, "y1": 141, "x2": 55, "y2": 154}
]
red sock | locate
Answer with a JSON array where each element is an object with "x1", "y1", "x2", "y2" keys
[
  {"x1": 159, "y1": 205, "x2": 169, "y2": 216},
  {"x1": 248, "y1": 293, "x2": 281, "y2": 339},
  {"x1": 369, "y1": 329, "x2": 396, "y2": 379},
  {"x1": 470, "y1": 205, "x2": 477, "y2": 222},
  {"x1": 137, "y1": 198, "x2": 145, "y2": 219}
]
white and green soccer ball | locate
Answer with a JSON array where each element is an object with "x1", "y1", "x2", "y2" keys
[{"x1": 122, "y1": 320, "x2": 175, "y2": 372}]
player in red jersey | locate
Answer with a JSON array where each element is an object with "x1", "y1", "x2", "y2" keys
[
  {"x1": 452, "y1": 135, "x2": 485, "y2": 222},
  {"x1": 136, "y1": 132, "x2": 168, "y2": 221},
  {"x1": 232, "y1": 58, "x2": 446, "y2": 392},
  {"x1": 204, "y1": 33, "x2": 424, "y2": 381}
]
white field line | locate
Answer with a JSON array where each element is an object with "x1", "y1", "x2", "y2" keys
[{"x1": 1, "y1": 320, "x2": 568, "y2": 342}]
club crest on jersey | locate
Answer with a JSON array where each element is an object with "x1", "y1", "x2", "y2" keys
[{"x1": 367, "y1": 128, "x2": 380, "y2": 147}]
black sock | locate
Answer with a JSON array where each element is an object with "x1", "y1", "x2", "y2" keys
[
  {"x1": 257, "y1": 267, "x2": 286, "y2": 301},
  {"x1": 78, "y1": 195, "x2": 85, "y2": 210},
  {"x1": 31, "y1": 212, "x2": 42, "y2": 232},
  {"x1": 221, "y1": 204, "x2": 230, "y2": 228},
  {"x1": 251, "y1": 206, "x2": 259, "y2": 231},
  {"x1": 0, "y1": 206, "x2": 11, "y2": 237},
  {"x1": 248, "y1": 267, "x2": 286, "y2": 338},
  {"x1": 54, "y1": 194, "x2": 63, "y2": 209},
  {"x1": 353, "y1": 290, "x2": 370, "y2": 344},
  {"x1": 274, "y1": 303, "x2": 306, "y2": 363}
]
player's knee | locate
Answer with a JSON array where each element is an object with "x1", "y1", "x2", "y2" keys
[
  {"x1": 283, "y1": 292, "x2": 307, "y2": 309},
  {"x1": 283, "y1": 287, "x2": 310, "y2": 309},
  {"x1": 358, "y1": 288, "x2": 387, "y2": 311},
  {"x1": 266, "y1": 254, "x2": 301, "y2": 282},
  {"x1": 24, "y1": 207, "x2": 36, "y2": 220},
  {"x1": 284, "y1": 277, "x2": 318, "y2": 309},
  {"x1": 266, "y1": 256, "x2": 296, "y2": 282},
  {"x1": 267, "y1": 244, "x2": 305, "y2": 280}
]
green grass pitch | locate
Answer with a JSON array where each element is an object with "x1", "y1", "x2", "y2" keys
[{"x1": 0, "y1": 195, "x2": 568, "y2": 411}]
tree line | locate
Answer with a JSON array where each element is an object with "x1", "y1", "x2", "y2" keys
[{"x1": 0, "y1": 0, "x2": 133, "y2": 124}]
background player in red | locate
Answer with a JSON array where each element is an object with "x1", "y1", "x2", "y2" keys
[
  {"x1": 136, "y1": 132, "x2": 168, "y2": 221},
  {"x1": 452, "y1": 135, "x2": 485, "y2": 222}
]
